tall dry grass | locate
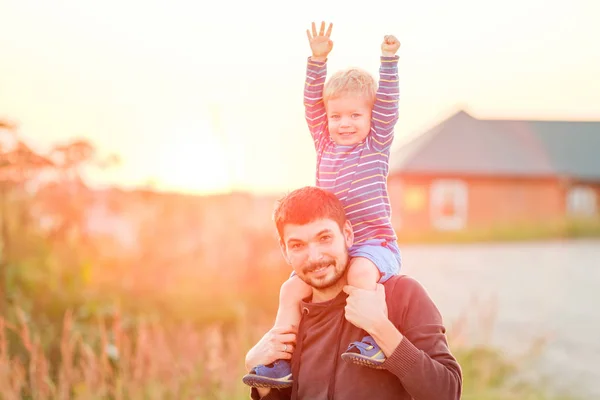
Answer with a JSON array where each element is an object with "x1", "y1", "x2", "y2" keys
[
  {"x1": 0, "y1": 302, "x2": 580, "y2": 400},
  {"x1": 0, "y1": 307, "x2": 269, "y2": 400}
]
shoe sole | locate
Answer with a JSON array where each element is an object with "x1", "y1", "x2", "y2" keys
[
  {"x1": 242, "y1": 374, "x2": 293, "y2": 389},
  {"x1": 341, "y1": 353, "x2": 386, "y2": 370}
]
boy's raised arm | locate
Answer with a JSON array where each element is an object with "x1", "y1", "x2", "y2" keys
[
  {"x1": 304, "y1": 22, "x2": 333, "y2": 148},
  {"x1": 370, "y1": 35, "x2": 401, "y2": 153}
]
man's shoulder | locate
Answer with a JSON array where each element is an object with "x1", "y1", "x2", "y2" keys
[
  {"x1": 382, "y1": 275, "x2": 432, "y2": 303},
  {"x1": 382, "y1": 274, "x2": 443, "y2": 326},
  {"x1": 384, "y1": 274, "x2": 424, "y2": 289}
]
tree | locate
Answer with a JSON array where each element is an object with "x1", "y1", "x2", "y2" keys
[
  {"x1": 0, "y1": 119, "x2": 119, "y2": 313},
  {"x1": 0, "y1": 120, "x2": 54, "y2": 312}
]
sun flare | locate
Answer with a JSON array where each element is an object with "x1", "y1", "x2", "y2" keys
[{"x1": 154, "y1": 118, "x2": 231, "y2": 194}]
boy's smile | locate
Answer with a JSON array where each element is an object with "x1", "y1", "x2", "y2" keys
[{"x1": 326, "y1": 95, "x2": 372, "y2": 145}]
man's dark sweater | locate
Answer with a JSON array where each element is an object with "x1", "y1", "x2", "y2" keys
[{"x1": 251, "y1": 275, "x2": 462, "y2": 400}]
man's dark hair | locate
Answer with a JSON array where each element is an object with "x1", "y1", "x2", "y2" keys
[{"x1": 273, "y1": 186, "x2": 347, "y2": 241}]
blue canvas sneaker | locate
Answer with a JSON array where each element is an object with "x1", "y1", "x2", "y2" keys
[
  {"x1": 242, "y1": 359, "x2": 293, "y2": 389},
  {"x1": 341, "y1": 335, "x2": 386, "y2": 369}
]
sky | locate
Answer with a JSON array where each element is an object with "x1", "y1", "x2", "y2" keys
[{"x1": 1, "y1": 0, "x2": 599, "y2": 195}]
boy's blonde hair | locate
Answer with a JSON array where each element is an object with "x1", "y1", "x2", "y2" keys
[{"x1": 323, "y1": 68, "x2": 377, "y2": 107}]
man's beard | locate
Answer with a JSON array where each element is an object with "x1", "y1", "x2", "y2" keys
[{"x1": 300, "y1": 256, "x2": 347, "y2": 289}]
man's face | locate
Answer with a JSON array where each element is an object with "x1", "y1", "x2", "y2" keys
[{"x1": 280, "y1": 218, "x2": 353, "y2": 289}]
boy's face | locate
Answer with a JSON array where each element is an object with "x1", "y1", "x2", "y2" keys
[{"x1": 326, "y1": 94, "x2": 372, "y2": 146}]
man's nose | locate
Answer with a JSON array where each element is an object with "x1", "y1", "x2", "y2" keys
[{"x1": 307, "y1": 243, "x2": 323, "y2": 262}]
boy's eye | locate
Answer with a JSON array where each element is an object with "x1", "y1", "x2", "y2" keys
[
  {"x1": 330, "y1": 115, "x2": 340, "y2": 119},
  {"x1": 352, "y1": 113, "x2": 361, "y2": 118}
]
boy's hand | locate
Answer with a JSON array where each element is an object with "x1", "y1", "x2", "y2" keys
[
  {"x1": 306, "y1": 21, "x2": 333, "y2": 62},
  {"x1": 381, "y1": 34, "x2": 400, "y2": 57}
]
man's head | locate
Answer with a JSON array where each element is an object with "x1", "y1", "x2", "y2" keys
[
  {"x1": 273, "y1": 187, "x2": 353, "y2": 290},
  {"x1": 323, "y1": 68, "x2": 376, "y2": 146}
]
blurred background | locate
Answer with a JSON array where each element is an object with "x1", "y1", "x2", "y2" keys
[{"x1": 1, "y1": 0, "x2": 599, "y2": 398}]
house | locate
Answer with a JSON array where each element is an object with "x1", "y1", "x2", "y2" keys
[{"x1": 387, "y1": 110, "x2": 600, "y2": 233}]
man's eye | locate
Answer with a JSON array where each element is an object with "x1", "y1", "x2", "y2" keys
[
  {"x1": 320, "y1": 235, "x2": 331, "y2": 241},
  {"x1": 290, "y1": 243, "x2": 303, "y2": 249}
]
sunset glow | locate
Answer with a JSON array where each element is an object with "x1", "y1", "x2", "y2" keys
[{"x1": 1, "y1": 0, "x2": 598, "y2": 194}]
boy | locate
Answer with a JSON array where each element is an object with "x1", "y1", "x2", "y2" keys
[{"x1": 243, "y1": 21, "x2": 401, "y2": 389}]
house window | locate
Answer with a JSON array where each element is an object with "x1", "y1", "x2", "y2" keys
[
  {"x1": 430, "y1": 180, "x2": 468, "y2": 230},
  {"x1": 567, "y1": 186, "x2": 597, "y2": 216}
]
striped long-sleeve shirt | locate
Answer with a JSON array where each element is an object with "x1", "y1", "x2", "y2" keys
[{"x1": 304, "y1": 56, "x2": 400, "y2": 245}]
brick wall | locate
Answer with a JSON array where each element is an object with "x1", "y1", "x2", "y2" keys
[{"x1": 388, "y1": 174, "x2": 565, "y2": 233}]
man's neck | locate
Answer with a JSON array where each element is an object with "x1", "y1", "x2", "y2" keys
[{"x1": 311, "y1": 277, "x2": 347, "y2": 303}]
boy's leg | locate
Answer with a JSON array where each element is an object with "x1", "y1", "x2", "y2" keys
[
  {"x1": 341, "y1": 251, "x2": 394, "y2": 369},
  {"x1": 243, "y1": 275, "x2": 311, "y2": 389},
  {"x1": 346, "y1": 256, "x2": 381, "y2": 291},
  {"x1": 274, "y1": 275, "x2": 312, "y2": 329}
]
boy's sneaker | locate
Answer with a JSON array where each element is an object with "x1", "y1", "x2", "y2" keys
[
  {"x1": 242, "y1": 359, "x2": 293, "y2": 389},
  {"x1": 341, "y1": 335, "x2": 386, "y2": 369}
]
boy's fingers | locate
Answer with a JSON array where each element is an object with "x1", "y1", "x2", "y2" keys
[
  {"x1": 319, "y1": 21, "x2": 325, "y2": 35},
  {"x1": 326, "y1": 23, "x2": 333, "y2": 37},
  {"x1": 312, "y1": 21, "x2": 317, "y2": 37},
  {"x1": 306, "y1": 29, "x2": 312, "y2": 41}
]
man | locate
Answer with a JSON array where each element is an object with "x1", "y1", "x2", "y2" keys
[{"x1": 244, "y1": 186, "x2": 462, "y2": 399}]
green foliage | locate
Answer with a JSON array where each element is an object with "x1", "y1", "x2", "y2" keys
[{"x1": 455, "y1": 345, "x2": 579, "y2": 400}]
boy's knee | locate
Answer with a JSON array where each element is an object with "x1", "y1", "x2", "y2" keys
[
  {"x1": 279, "y1": 275, "x2": 311, "y2": 304},
  {"x1": 348, "y1": 257, "x2": 381, "y2": 285}
]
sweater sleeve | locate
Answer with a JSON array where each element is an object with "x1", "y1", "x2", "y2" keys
[
  {"x1": 367, "y1": 56, "x2": 400, "y2": 153},
  {"x1": 304, "y1": 57, "x2": 328, "y2": 151},
  {"x1": 381, "y1": 277, "x2": 463, "y2": 400}
]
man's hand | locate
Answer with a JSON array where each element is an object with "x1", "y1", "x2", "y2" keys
[
  {"x1": 306, "y1": 21, "x2": 333, "y2": 62},
  {"x1": 244, "y1": 325, "x2": 297, "y2": 372},
  {"x1": 381, "y1": 34, "x2": 400, "y2": 57},
  {"x1": 343, "y1": 284, "x2": 388, "y2": 333}
]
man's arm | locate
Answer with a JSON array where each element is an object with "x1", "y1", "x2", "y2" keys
[
  {"x1": 304, "y1": 22, "x2": 333, "y2": 149},
  {"x1": 344, "y1": 280, "x2": 462, "y2": 400},
  {"x1": 369, "y1": 35, "x2": 401, "y2": 153},
  {"x1": 379, "y1": 278, "x2": 462, "y2": 400}
]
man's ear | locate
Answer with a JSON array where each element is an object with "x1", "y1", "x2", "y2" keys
[
  {"x1": 343, "y1": 220, "x2": 354, "y2": 248},
  {"x1": 279, "y1": 238, "x2": 291, "y2": 265}
]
